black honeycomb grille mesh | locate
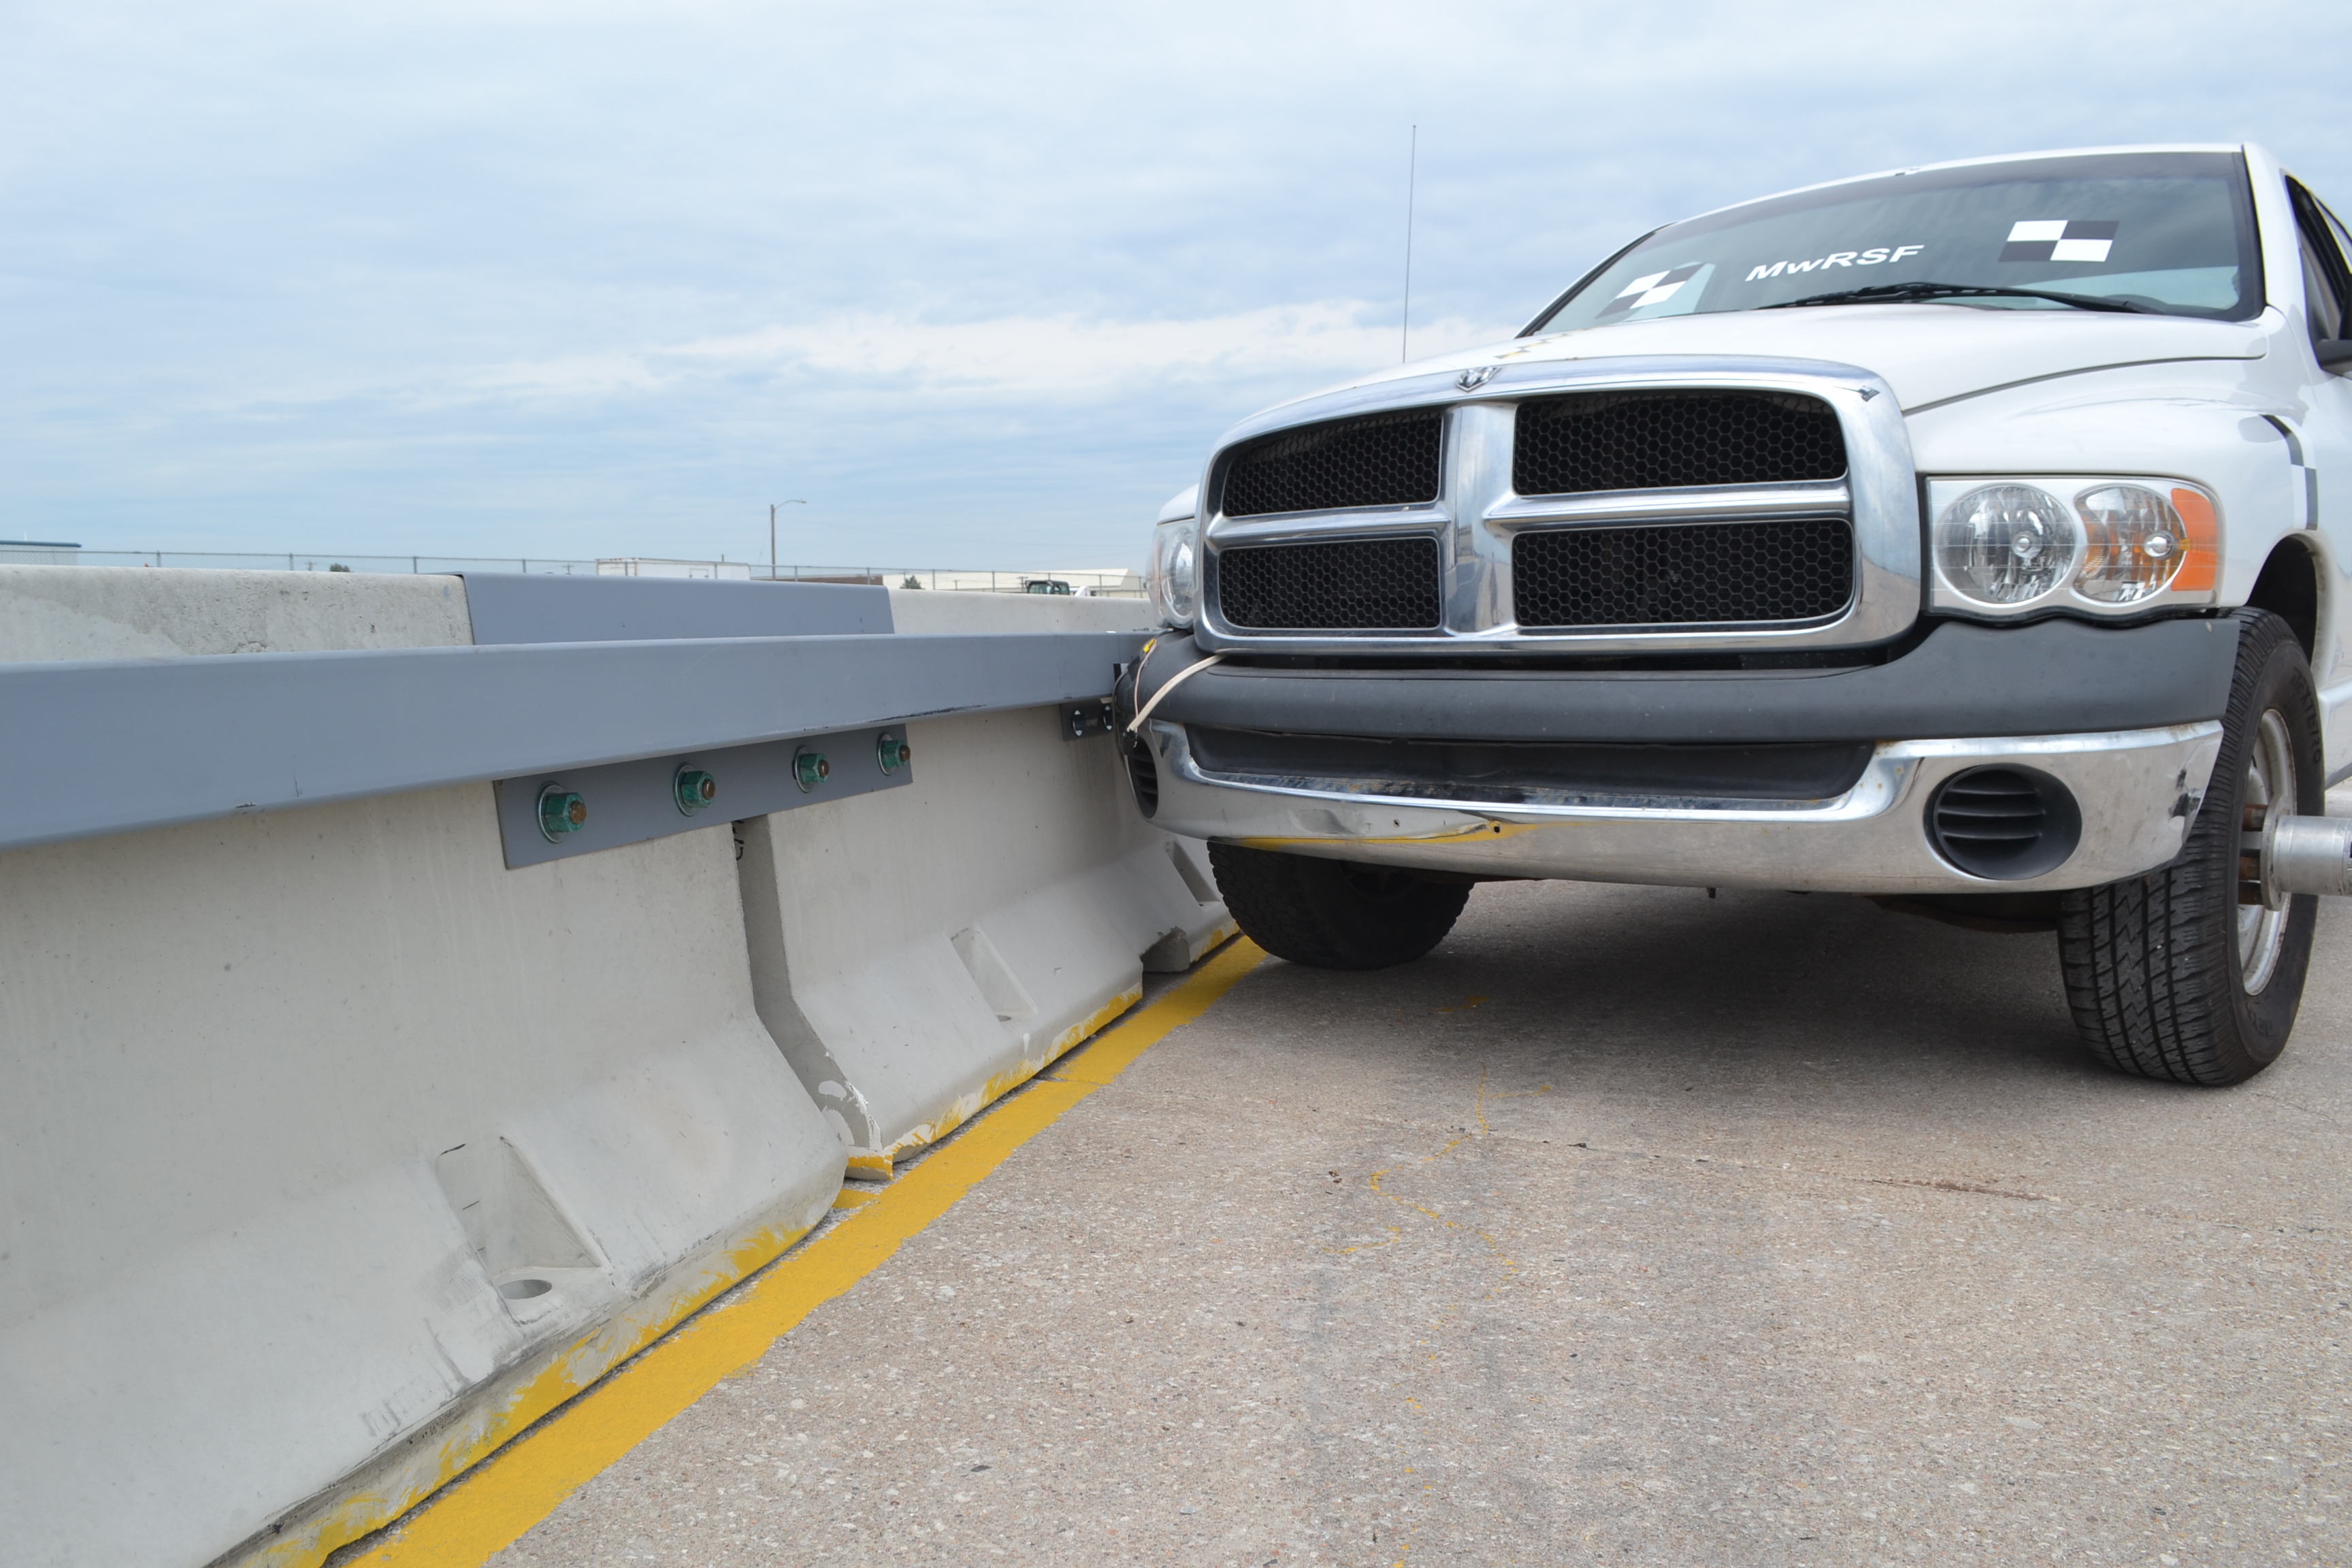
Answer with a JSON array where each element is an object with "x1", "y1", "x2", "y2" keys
[
  {"x1": 1221, "y1": 410, "x2": 1443, "y2": 517},
  {"x1": 1514, "y1": 519, "x2": 1854, "y2": 627},
  {"x1": 1217, "y1": 538, "x2": 1441, "y2": 630},
  {"x1": 1514, "y1": 390, "x2": 1846, "y2": 495}
]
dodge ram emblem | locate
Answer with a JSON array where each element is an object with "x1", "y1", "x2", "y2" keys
[{"x1": 1455, "y1": 365, "x2": 1497, "y2": 390}]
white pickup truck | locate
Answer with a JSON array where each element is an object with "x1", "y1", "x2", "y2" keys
[{"x1": 1126, "y1": 144, "x2": 2352, "y2": 1085}]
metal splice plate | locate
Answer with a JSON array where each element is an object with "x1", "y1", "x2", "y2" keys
[{"x1": 495, "y1": 725, "x2": 913, "y2": 868}]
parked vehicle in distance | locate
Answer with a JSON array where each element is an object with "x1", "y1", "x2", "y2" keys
[{"x1": 1125, "y1": 144, "x2": 2352, "y2": 1085}]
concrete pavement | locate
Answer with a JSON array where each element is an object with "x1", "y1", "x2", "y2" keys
[{"x1": 475, "y1": 858, "x2": 2352, "y2": 1566}]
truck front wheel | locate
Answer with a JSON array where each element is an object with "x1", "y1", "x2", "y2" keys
[
  {"x1": 2057, "y1": 611, "x2": 2321, "y2": 1085},
  {"x1": 1207, "y1": 843, "x2": 1469, "y2": 970}
]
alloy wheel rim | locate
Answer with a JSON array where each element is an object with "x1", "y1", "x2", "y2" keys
[{"x1": 2238, "y1": 708, "x2": 2295, "y2": 996}]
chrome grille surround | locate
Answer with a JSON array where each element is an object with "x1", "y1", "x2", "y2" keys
[{"x1": 1193, "y1": 355, "x2": 1921, "y2": 657}]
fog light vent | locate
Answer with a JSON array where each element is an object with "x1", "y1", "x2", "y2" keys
[
  {"x1": 1927, "y1": 766, "x2": 2081, "y2": 881},
  {"x1": 1122, "y1": 736, "x2": 1160, "y2": 819}
]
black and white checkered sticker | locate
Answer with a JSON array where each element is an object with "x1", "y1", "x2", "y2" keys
[
  {"x1": 1999, "y1": 220, "x2": 2117, "y2": 264},
  {"x1": 1599, "y1": 262, "x2": 1703, "y2": 317}
]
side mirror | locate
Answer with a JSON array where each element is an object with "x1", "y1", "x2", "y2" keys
[{"x1": 2319, "y1": 339, "x2": 2352, "y2": 370}]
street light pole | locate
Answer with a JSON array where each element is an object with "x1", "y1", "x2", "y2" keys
[{"x1": 770, "y1": 500, "x2": 806, "y2": 582}]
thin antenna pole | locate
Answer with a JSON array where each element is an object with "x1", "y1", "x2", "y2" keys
[{"x1": 1401, "y1": 126, "x2": 1418, "y2": 362}]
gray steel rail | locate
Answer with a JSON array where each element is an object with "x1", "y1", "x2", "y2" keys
[{"x1": 0, "y1": 631, "x2": 1143, "y2": 855}]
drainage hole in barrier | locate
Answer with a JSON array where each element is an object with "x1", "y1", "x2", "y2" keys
[{"x1": 500, "y1": 1277, "x2": 554, "y2": 1301}]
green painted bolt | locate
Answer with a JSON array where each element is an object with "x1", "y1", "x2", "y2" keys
[
  {"x1": 538, "y1": 787, "x2": 587, "y2": 842},
  {"x1": 674, "y1": 767, "x2": 717, "y2": 816},
  {"x1": 794, "y1": 749, "x2": 831, "y2": 793},
  {"x1": 876, "y1": 732, "x2": 911, "y2": 774}
]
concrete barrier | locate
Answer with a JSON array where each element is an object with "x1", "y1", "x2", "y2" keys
[
  {"x1": 0, "y1": 568, "x2": 1221, "y2": 1568},
  {"x1": 0, "y1": 570, "x2": 837, "y2": 1568},
  {"x1": 734, "y1": 588, "x2": 1227, "y2": 1177}
]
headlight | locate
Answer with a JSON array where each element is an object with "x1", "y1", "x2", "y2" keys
[
  {"x1": 1935, "y1": 483, "x2": 2076, "y2": 604},
  {"x1": 1927, "y1": 477, "x2": 2219, "y2": 616},
  {"x1": 2074, "y1": 485, "x2": 2195, "y2": 603},
  {"x1": 1147, "y1": 517, "x2": 1199, "y2": 627}
]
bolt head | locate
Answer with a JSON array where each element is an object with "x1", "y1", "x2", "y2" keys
[
  {"x1": 674, "y1": 768, "x2": 718, "y2": 816},
  {"x1": 537, "y1": 787, "x2": 588, "y2": 841}
]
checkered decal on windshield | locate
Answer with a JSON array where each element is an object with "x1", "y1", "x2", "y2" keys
[
  {"x1": 1999, "y1": 220, "x2": 2117, "y2": 263},
  {"x1": 1599, "y1": 262, "x2": 1702, "y2": 317}
]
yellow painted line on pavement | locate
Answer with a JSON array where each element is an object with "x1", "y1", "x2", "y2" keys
[{"x1": 346, "y1": 936, "x2": 1266, "y2": 1567}]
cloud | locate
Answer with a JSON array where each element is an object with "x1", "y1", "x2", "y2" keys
[
  {"x1": 2, "y1": 0, "x2": 2348, "y2": 561},
  {"x1": 462, "y1": 304, "x2": 1516, "y2": 402}
]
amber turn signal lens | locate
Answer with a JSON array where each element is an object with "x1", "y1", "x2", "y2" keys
[{"x1": 2168, "y1": 487, "x2": 2220, "y2": 593}]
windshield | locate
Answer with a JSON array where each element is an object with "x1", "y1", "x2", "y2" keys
[{"x1": 1526, "y1": 151, "x2": 2264, "y2": 332}]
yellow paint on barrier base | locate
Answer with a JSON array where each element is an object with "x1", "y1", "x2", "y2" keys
[
  {"x1": 240, "y1": 1210, "x2": 821, "y2": 1568},
  {"x1": 241, "y1": 968, "x2": 1160, "y2": 1567},
  {"x1": 341, "y1": 936, "x2": 1264, "y2": 1568},
  {"x1": 1183, "y1": 915, "x2": 1241, "y2": 967},
  {"x1": 870, "y1": 979, "x2": 1145, "y2": 1166}
]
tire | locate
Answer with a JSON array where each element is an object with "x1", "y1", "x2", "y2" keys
[
  {"x1": 1207, "y1": 842, "x2": 1469, "y2": 970},
  {"x1": 2057, "y1": 611, "x2": 2322, "y2": 1085}
]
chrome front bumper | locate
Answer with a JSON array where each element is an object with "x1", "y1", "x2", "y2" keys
[{"x1": 1143, "y1": 720, "x2": 2224, "y2": 896}]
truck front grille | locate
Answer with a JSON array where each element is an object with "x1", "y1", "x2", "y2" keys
[
  {"x1": 1216, "y1": 538, "x2": 1442, "y2": 630},
  {"x1": 1513, "y1": 389, "x2": 1846, "y2": 495},
  {"x1": 1514, "y1": 517, "x2": 1853, "y2": 627},
  {"x1": 1221, "y1": 410, "x2": 1443, "y2": 518}
]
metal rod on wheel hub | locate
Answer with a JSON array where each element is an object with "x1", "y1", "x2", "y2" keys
[{"x1": 2244, "y1": 806, "x2": 2352, "y2": 904}]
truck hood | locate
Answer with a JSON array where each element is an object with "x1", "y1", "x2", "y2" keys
[{"x1": 1323, "y1": 304, "x2": 2273, "y2": 414}]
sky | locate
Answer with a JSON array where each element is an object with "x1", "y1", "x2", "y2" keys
[{"x1": 3, "y1": 1, "x2": 2349, "y2": 572}]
